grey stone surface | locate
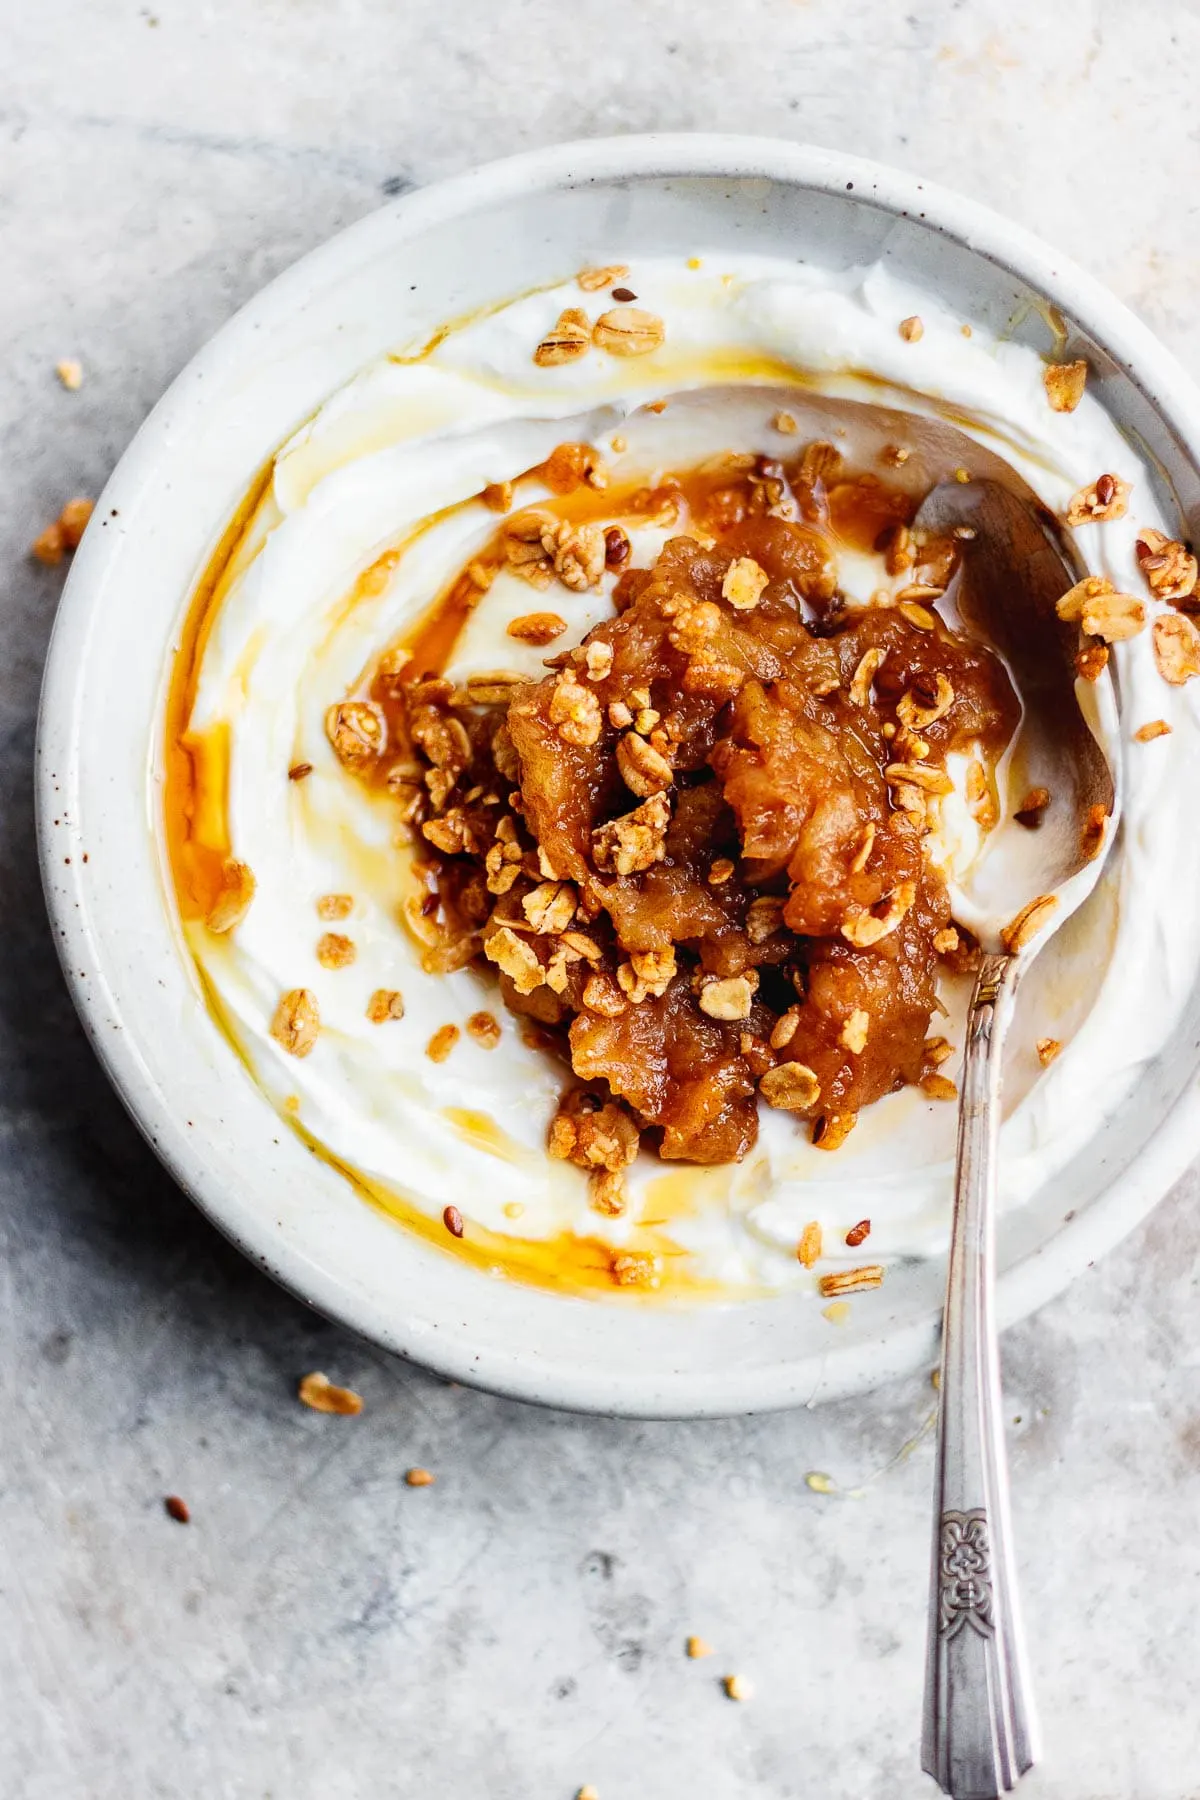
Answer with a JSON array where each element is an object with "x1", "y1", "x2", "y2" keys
[{"x1": 3, "y1": 2, "x2": 1200, "y2": 1795}]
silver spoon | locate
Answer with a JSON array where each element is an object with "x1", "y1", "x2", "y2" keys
[{"x1": 913, "y1": 478, "x2": 1120, "y2": 1799}]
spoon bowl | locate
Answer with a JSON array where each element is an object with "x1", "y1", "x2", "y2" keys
[{"x1": 914, "y1": 477, "x2": 1121, "y2": 953}]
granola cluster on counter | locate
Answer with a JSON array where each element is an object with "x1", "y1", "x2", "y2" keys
[{"x1": 325, "y1": 445, "x2": 1023, "y2": 1215}]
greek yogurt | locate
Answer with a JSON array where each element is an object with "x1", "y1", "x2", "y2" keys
[{"x1": 172, "y1": 254, "x2": 1200, "y2": 1295}]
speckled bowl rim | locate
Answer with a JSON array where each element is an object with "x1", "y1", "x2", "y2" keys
[{"x1": 36, "y1": 133, "x2": 1200, "y2": 1417}]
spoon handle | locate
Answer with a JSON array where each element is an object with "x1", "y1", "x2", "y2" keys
[{"x1": 922, "y1": 952, "x2": 1039, "y2": 1799}]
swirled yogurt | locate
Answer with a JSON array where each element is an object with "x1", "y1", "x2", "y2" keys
[{"x1": 169, "y1": 254, "x2": 1200, "y2": 1296}]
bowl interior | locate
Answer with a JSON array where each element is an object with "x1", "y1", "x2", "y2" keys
[{"x1": 38, "y1": 138, "x2": 1200, "y2": 1415}]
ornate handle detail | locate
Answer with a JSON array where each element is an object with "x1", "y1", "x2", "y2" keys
[{"x1": 922, "y1": 953, "x2": 1039, "y2": 1799}]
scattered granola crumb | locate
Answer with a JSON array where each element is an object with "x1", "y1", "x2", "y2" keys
[
  {"x1": 1014, "y1": 786, "x2": 1050, "y2": 827},
  {"x1": 164, "y1": 1495, "x2": 190, "y2": 1524},
  {"x1": 760, "y1": 1061, "x2": 821, "y2": 1111},
  {"x1": 508, "y1": 611, "x2": 568, "y2": 646},
  {"x1": 722, "y1": 556, "x2": 769, "y2": 610},
  {"x1": 812, "y1": 1111, "x2": 857, "y2": 1152},
  {"x1": 466, "y1": 1010, "x2": 501, "y2": 1048},
  {"x1": 686, "y1": 1636, "x2": 714, "y2": 1659},
  {"x1": 953, "y1": 467, "x2": 971, "y2": 484},
  {"x1": 367, "y1": 989, "x2": 405, "y2": 1023},
  {"x1": 32, "y1": 496, "x2": 95, "y2": 564},
  {"x1": 534, "y1": 307, "x2": 591, "y2": 366},
  {"x1": 920, "y1": 1072, "x2": 958, "y2": 1102},
  {"x1": 55, "y1": 358, "x2": 83, "y2": 390},
  {"x1": 822, "y1": 1301, "x2": 851, "y2": 1324},
  {"x1": 1036, "y1": 1037, "x2": 1062, "y2": 1067},
  {"x1": 271, "y1": 988, "x2": 320, "y2": 1057},
  {"x1": 1000, "y1": 893, "x2": 1057, "y2": 955},
  {"x1": 804, "y1": 1472, "x2": 837, "y2": 1495},
  {"x1": 845, "y1": 1219, "x2": 871, "y2": 1248},
  {"x1": 405, "y1": 1467, "x2": 436, "y2": 1488},
  {"x1": 504, "y1": 1201, "x2": 525, "y2": 1220},
  {"x1": 899, "y1": 315, "x2": 924, "y2": 342},
  {"x1": 317, "y1": 893, "x2": 353, "y2": 921},
  {"x1": 316, "y1": 932, "x2": 356, "y2": 969},
  {"x1": 610, "y1": 1249, "x2": 661, "y2": 1289},
  {"x1": 576, "y1": 1787, "x2": 600, "y2": 1800},
  {"x1": 443, "y1": 1205, "x2": 465, "y2": 1238},
  {"x1": 1152, "y1": 612, "x2": 1200, "y2": 684},
  {"x1": 1075, "y1": 640, "x2": 1109, "y2": 683},
  {"x1": 1065, "y1": 472, "x2": 1130, "y2": 526},
  {"x1": 773, "y1": 410, "x2": 798, "y2": 435},
  {"x1": 205, "y1": 858, "x2": 256, "y2": 934},
  {"x1": 578, "y1": 264, "x2": 629, "y2": 292},
  {"x1": 1135, "y1": 528, "x2": 1198, "y2": 603},
  {"x1": 593, "y1": 308, "x2": 664, "y2": 357},
  {"x1": 481, "y1": 479, "x2": 513, "y2": 513},
  {"x1": 840, "y1": 1008, "x2": 870, "y2": 1055},
  {"x1": 1043, "y1": 360, "x2": 1087, "y2": 413},
  {"x1": 298, "y1": 1371, "x2": 363, "y2": 1415},
  {"x1": 723, "y1": 1674, "x2": 752, "y2": 1702},
  {"x1": 427, "y1": 1023, "x2": 460, "y2": 1063},
  {"x1": 797, "y1": 1220, "x2": 823, "y2": 1268},
  {"x1": 1134, "y1": 719, "x2": 1171, "y2": 742},
  {"x1": 687, "y1": 256, "x2": 702, "y2": 270},
  {"x1": 819, "y1": 1266, "x2": 884, "y2": 1297}
]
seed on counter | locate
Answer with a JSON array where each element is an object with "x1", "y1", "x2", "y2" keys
[
  {"x1": 443, "y1": 1204, "x2": 465, "y2": 1239},
  {"x1": 55, "y1": 358, "x2": 83, "y2": 390},
  {"x1": 899, "y1": 315, "x2": 924, "y2": 342},
  {"x1": 723, "y1": 1674, "x2": 752, "y2": 1702},
  {"x1": 164, "y1": 1495, "x2": 190, "y2": 1524},
  {"x1": 298, "y1": 1371, "x2": 364, "y2": 1415},
  {"x1": 316, "y1": 932, "x2": 356, "y2": 969},
  {"x1": 1134, "y1": 719, "x2": 1171, "y2": 742},
  {"x1": 1036, "y1": 1037, "x2": 1062, "y2": 1067},
  {"x1": 288, "y1": 761, "x2": 313, "y2": 781},
  {"x1": 31, "y1": 496, "x2": 94, "y2": 565},
  {"x1": 845, "y1": 1219, "x2": 872, "y2": 1248},
  {"x1": 686, "y1": 1635, "x2": 714, "y2": 1659},
  {"x1": 405, "y1": 1467, "x2": 436, "y2": 1488},
  {"x1": 466, "y1": 1010, "x2": 502, "y2": 1048},
  {"x1": 427, "y1": 1023, "x2": 460, "y2": 1062}
]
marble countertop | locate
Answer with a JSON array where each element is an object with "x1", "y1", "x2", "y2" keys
[{"x1": 4, "y1": 2, "x2": 1199, "y2": 1795}]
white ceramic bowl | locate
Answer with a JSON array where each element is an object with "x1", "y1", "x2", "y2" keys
[{"x1": 37, "y1": 134, "x2": 1200, "y2": 1417}]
